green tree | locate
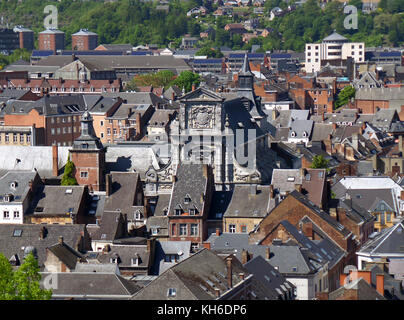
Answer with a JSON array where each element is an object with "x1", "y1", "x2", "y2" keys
[
  {"x1": 0, "y1": 253, "x2": 52, "y2": 300},
  {"x1": 310, "y1": 155, "x2": 329, "y2": 170},
  {"x1": 173, "y1": 71, "x2": 200, "y2": 93},
  {"x1": 195, "y1": 46, "x2": 223, "y2": 58},
  {"x1": 61, "y1": 155, "x2": 78, "y2": 186},
  {"x1": 335, "y1": 86, "x2": 356, "y2": 109}
]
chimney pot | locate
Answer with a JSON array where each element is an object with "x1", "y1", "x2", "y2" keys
[{"x1": 226, "y1": 256, "x2": 233, "y2": 288}]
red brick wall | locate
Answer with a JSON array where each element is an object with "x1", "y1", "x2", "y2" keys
[
  {"x1": 355, "y1": 99, "x2": 389, "y2": 114},
  {"x1": 70, "y1": 150, "x2": 105, "y2": 192}
]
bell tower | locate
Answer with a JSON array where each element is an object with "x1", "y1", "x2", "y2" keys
[{"x1": 69, "y1": 110, "x2": 106, "y2": 191}]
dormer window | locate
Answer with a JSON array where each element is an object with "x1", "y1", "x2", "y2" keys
[
  {"x1": 302, "y1": 131, "x2": 307, "y2": 138},
  {"x1": 190, "y1": 208, "x2": 197, "y2": 215},
  {"x1": 184, "y1": 194, "x2": 191, "y2": 204},
  {"x1": 3, "y1": 194, "x2": 12, "y2": 202},
  {"x1": 135, "y1": 211, "x2": 143, "y2": 221},
  {"x1": 131, "y1": 254, "x2": 141, "y2": 266},
  {"x1": 10, "y1": 181, "x2": 17, "y2": 189},
  {"x1": 175, "y1": 208, "x2": 182, "y2": 216},
  {"x1": 167, "y1": 288, "x2": 177, "y2": 297},
  {"x1": 290, "y1": 131, "x2": 296, "y2": 137}
]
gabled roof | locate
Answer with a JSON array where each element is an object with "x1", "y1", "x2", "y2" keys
[
  {"x1": 358, "y1": 221, "x2": 404, "y2": 257},
  {"x1": 323, "y1": 31, "x2": 348, "y2": 42},
  {"x1": 47, "y1": 241, "x2": 85, "y2": 270}
]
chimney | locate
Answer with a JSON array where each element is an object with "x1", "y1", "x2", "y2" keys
[
  {"x1": 128, "y1": 107, "x2": 132, "y2": 117},
  {"x1": 106, "y1": 174, "x2": 112, "y2": 196},
  {"x1": 302, "y1": 222, "x2": 313, "y2": 239},
  {"x1": 239, "y1": 273, "x2": 245, "y2": 280},
  {"x1": 295, "y1": 184, "x2": 302, "y2": 193},
  {"x1": 147, "y1": 238, "x2": 153, "y2": 252},
  {"x1": 58, "y1": 236, "x2": 63, "y2": 244},
  {"x1": 214, "y1": 288, "x2": 221, "y2": 298},
  {"x1": 399, "y1": 135, "x2": 403, "y2": 153},
  {"x1": 28, "y1": 179, "x2": 34, "y2": 193},
  {"x1": 321, "y1": 112, "x2": 325, "y2": 121},
  {"x1": 265, "y1": 247, "x2": 271, "y2": 260},
  {"x1": 269, "y1": 184, "x2": 274, "y2": 199},
  {"x1": 52, "y1": 144, "x2": 58, "y2": 177},
  {"x1": 250, "y1": 184, "x2": 257, "y2": 195},
  {"x1": 171, "y1": 91, "x2": 175, "y2": 101},
  {"x1": 192, "y1": 84, "x2": 196, "y2": 91},
  {"x1": 241, "y1": 249, "x2": 249, "y2": 264},
  {"x1": 338, "y1": 209, "x2": 347, "y2": 223},
  {"x1": 272, "y1": 108, "x2": 278, "y2": 120},
  {"x1": 376, "y1": 274, "x2": 384, "y2": 296},
  {"x1": 202, "y1": 164, "x2": 208, "y2": 178},
  {"x1": 329, "y1": 207, "x2": 337, "y2": 219},
  {"x1": 39, "y1": 226, "x2": 47, "y2": 239},
  {"x1": 215, "y1": 228, "x2": 221, "y2": 236},
  {"x1": 332, "y1": 123, "x2": 337, "y2": 130},
  {"x1": 226, "y1": 257, "x2": 233, "y2": 288},
  {"x1": 401, "y1": 190, "x2": 404, "y2": 201}
]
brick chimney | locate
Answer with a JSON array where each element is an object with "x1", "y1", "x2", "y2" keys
[
  {"x1": 241, "y1": 249, "x2": 249, "y2": 264},
  {"x1": 171, "y1": 91, "x2": 175, "y2": 102},
  {"x1": 265, "y1": 247, "x2": 271, "y2": 259},
  {"x1": 147, "y1": 238, "x2": 153, "y2": 252},
  {"x1": 226, "y1": 256, "x2": 233, "y2": 288},
  {"x1": 214, "y1": 288, "x2": 221, "y2": 298},
  {"x1": 52, "y1": 144, "x2": 58, "y2": 177},
  {"x1": 302, "y1": 222, "x2": 313, "y2": 239},
  {"x1": 215, "y1": 228, "x2": 221, "y2": 236},
  {"x1": 269, "y1": 184, "x2": 274, "y2": 199},
  {"x1": 192, "y1": 84, "x2": 196, "y2": 91},
  {"x1": 106, "y1": 174, "x2": 112, "y2": 196},
  {"x1": 376, "y1": 274, "x2": 384, "y2": 296}
]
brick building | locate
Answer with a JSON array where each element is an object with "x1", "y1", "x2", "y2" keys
[
  {"x1": 13, "y1": 26, "x2": 34, "y2": 51},
  {"x1": 38, "y1": 28, "x2": 65, "y2": 52},
  {"x1": 69, "y1": 111, "x2": 106, "y2": 192},
  {"x1": 72, "y1": 29, "x2": 98, "y2": 51}
]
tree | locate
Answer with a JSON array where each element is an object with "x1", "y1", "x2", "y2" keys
[
  {"x1": 195, "y1": 46, "x2": 223, "y2": 58},
  {"x1": 310, "y1": 155, "x2": 329, "y2": 170},
  {"x1": 0, "y1": 253, "x2": 52, "y2": 300},
  {"x1": 335, "y1": 86, "x2": 356, "y2": 109},
  {"x1": 173, "y1": 71, "x2": 200, "y2": 93},
  {"x1": 61, "y1": 155, "x2": 78, "y2": 186}
]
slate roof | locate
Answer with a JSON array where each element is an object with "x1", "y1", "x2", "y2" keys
[
  {"x1": 244, "y1": 255, "x2": 295, "y2": 300},
  {"x1": 223, "y1": 185, "x2": 270, "y2": 218},
  {"x1": 41, "y1": 272, "x2": 141, "y2": 299},
  {"x1": 27, "y1": 185, "x2": 86, "y2": 217},
  {"x1": 0, "y1": 224, "x2": 88, "y2": 269},
  {"x1": 132, "y1": 248, "x2": 250, "y2": 300},
  {"x1": 168, "y1": 163, "x2": 209, "y2": 216},
  {"x1": 329, "y1": 277, "x2": 386, "y2": 300},
  {"x1": 288, "y1": 120, "x2": 313, "y2": 139},
  {"x1": 271, "y1": 169, "x2": 302, "y2": 194},
  {"x1": 311, "y1": 123, "x2": 333, "y2": 142},
  {"x1": 47, "y1": 241, "x2": 85, "y2": 270},
  {"x1": 104, "y1": 172, "x2": 141, "y2": 215},
  {"x1": 301, "y1": 168, "x2": 326, "y2": 208},
  {"x1": 0, "y1": 170, "x2": 38, "y2": 203},
  {"x1": 150, "y1": 240, "x2": 192, "y2": 275},
  {"x1": 96, "y1": 244, "x2": 150, "y2": 270},
  {"x1": 91, "y1": 211, "x2": 126, "y2": 242},
  {"x1": 358, "y1": 221, "x2": 404, "y2": 257},
  {"x1": 322, "y1": 31, "x2": 348, "y2": 42}
]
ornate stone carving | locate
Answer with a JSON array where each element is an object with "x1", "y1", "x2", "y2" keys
[{"x1": 189, "y1": 106, "x2": 214, "y2": 129}]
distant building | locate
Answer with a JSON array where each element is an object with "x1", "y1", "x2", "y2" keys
[
  {"x1": 72, "y1": 29, "x2": 98, "y2": 51},
  {"x1": 13, "y1": 26, "x2": 34, "y2": 51},
  {"x1": 305, "y1": 31, "x2": 365, "y2": 73},
  {"x1": 38, "y1": 28, "x2": 65, "y2": 52},
  {"x1": 0, "y1": 28, "x2": 20, "y2": 54}
]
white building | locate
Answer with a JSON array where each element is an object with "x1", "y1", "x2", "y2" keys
[
  {"x1": 305, "y1": 31, "x2": 365, "y2": 73},
  {"x1": 0, "y1": 170, "x2": 40, "y2": 224}
]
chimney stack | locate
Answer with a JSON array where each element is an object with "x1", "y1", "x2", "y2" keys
[
  {"x1": 295, "y1": 184, "x2": 302, "y2": 193},
  {"x1": 39, "y1": 226, "x2": 47, "y2": 239},
  {"x1": 58, "y1": 236, "x2": 63, "y2": 244},
  {"x1": 192, "y1": 84, "x2": 196, "y2": 91},
  {"x1": 269, "y1": 184, "x2": 274, "y2": 199},
  {"x1": 265, "y1": 247, "x2": 271, "y2": 260},
  {"x1": 239, "y1": 273, "x2": 245, "y2": 280},
  {"x1": 241, "y1": 249, "x2": 249, "y2": 264},
  {"x1": 106, "y1": 174, "x2": 112, "y2": 196},
  {"x1": 215, "y1": 228, "x2": 221, "y2": 236},
  {"x1": 171, "y1": 91, "x2": 175, "y2": 102},
  {"x1": 376, "y1": 274, "x2": 384, "y2": 296},
  {"x1": 52, "y1": 144, "x2": 58, "y2": 177},
  {"x1": 147, "y1": 238, "x2": 153, "y2": 252},
  {"x1": 226, "y1": 257, "x2": 233, "y2": 288},
  {"x1": 214, "y1": 288, "x2": 221, "y2": 298}
]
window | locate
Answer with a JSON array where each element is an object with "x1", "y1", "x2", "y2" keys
[
  {"x1": 13, "y1": 229, "x2": 22, "y2": 237},
  {"x1": 80, "y1": 172, "x2": 88, "y2": 178},
  {"x1": 171, "y1": 224, "x2": 176, "y2": 236},
  {"x1": 5, "y1": 134, "x2": 8, "y2": 142},
  {"x1": 3, "y1": 211, "x2": 9, "y2": 219},
  {"x1": 184, "y1": 195, "x2": 191, "y2": 204},
  {"x1": 190, "y1": 224, "x2": 198, "y2": 236},
  {"x1": 179, "y1": 224, "x2": 187, "y2": 236},
  {"x1": 175, "y1": 208, "x2": 182, "y2": 216},
  {"x1": 57, "y1": 128, "x2": 61, "y2": 134},
  {"x1": 100, "y1": 132, "x2": 104, "y2": 138},
  {"x1": 167, "y1": 288, "x2": 176, "y2": 297},
  {"x1": 13, "y1": 134, "x2": 17, "y2": 143},
  {"x1": 13, "y1": 211, "x2": 19, "y2": 218},
  {"x1": 107, "y1": 128, "x2": 111, "y2": 135},
  {"x1": 100, "y1": 121, "x2": 104, "y2": 126},
  {"x1": 189, "y1": 208, "x2": 197, "y2": 215},
  {"x1": 241, "y1": 225, "x2": 247, "y2": 233},
  {"x1": 229, "y1": 224, "x2": 236, "y2": 233},
  {"x1": 151, "y1": 228, "x2": 158, "y2": 235},
  {"x1": 387, "y1": 213, "x2": 391, "y2": 222},
  {"x1": 135, "y1": 211, "x2": 143, "y2": 221}
]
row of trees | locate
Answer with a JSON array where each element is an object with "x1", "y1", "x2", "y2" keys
[{"x1": 125, "y1": 70, "x2": 201, "y2": 93}]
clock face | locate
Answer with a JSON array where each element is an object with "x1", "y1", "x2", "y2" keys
[{"x1": 190, "y1": 106, "x2": 214, "y2": 129}]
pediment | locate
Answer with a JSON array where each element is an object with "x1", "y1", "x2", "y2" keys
[{"x1": 179, "y1": 87, "x2": 224, "y2": 102}]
